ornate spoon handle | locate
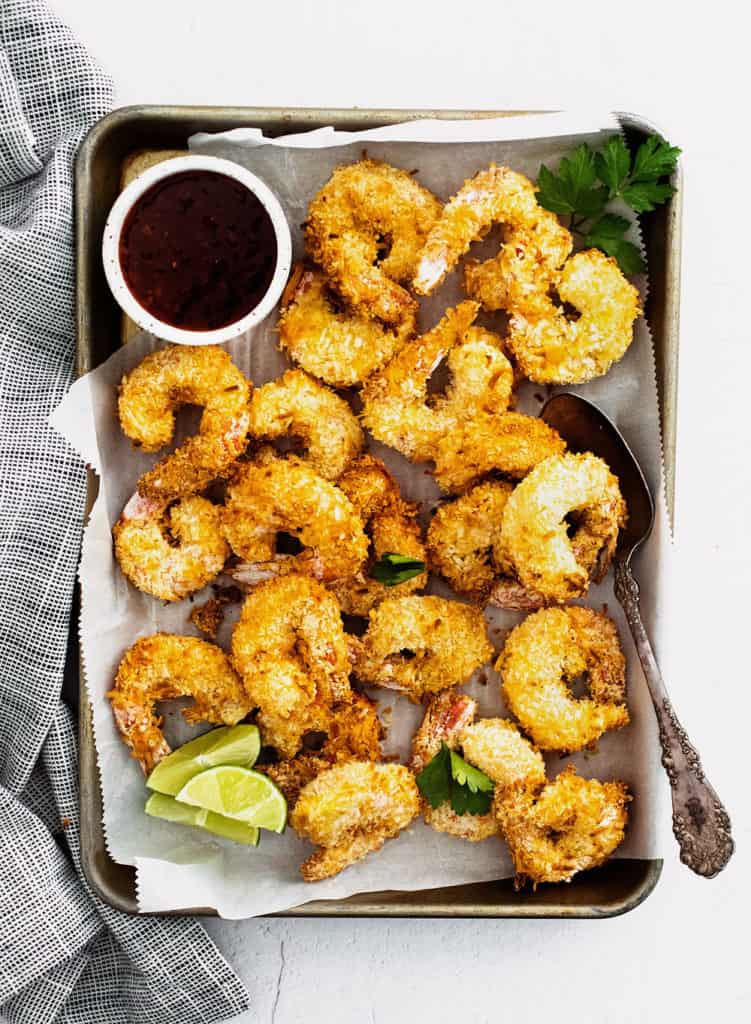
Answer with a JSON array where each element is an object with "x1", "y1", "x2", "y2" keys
[{"x1": 614, "y1": 561, "x2": 734, "y2": 877}]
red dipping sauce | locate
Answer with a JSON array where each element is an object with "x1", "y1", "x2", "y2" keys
[{"x1": 119, "y1": 170, "x2": 278, "y2": 331}]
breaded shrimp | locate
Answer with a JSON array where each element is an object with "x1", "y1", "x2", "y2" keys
[
  {"x1": 332, "y1": 455, "x2": 427, "y2": 615},
  {"x1": 354, "y1": 595, "x2": 492, "y2": 699},
  {"x1": 119, "y1": 345, "x2": 251, "y2": 501},
  {"x1": 108, "y1": 634, "x2": 249, "y2": 774},
  {"x1": 411, "y1": 690, "x2": 498, "y2": 841},
  {"x1": 413, "y1": 165, "x2": 568, "y2": 296},
  {"x1": 362, "y1": 303, "x2": 514, "y2": 463},
  {"x1": 248, "y1": 369, "x2": 364, "y2": 480},
  {"x1": 223, "y1": 449, "x2": 368, "y2": 585},
  {"x1": 305, "y1": 160, "x2": 442, "y2": 324},
  {"x1": 263, "y1": 693, "x2": 382, "y2": 805},
  {"x1": 278, "y1": 264, "x2": 416, "y2": 387},
  {"x1": 498, "y1": 606, "x2": 629, "y2": 752},
  {"x1": 433, "y1": 411, "x2": 567, "y2": 493},
  {"x1": 495, "y1": 765, "x2": 630, "y2": 886},
  {"x1": 460, "y1": 718, "x2": 547, "y2": 791},
  {"x1": 231, "y1": 575, "x2": 352, "y2": 757},
  {"x1": 427, "y1": 480, "x2": 514, "y2": 600},
  {"x1": 506, "y1": 249, "x2": 641, "y2": 383},
  {"x1": 497, "y1": 452, "x2": 626, "y2": 601},
  {"x1": 290, "y1": 761, "x2": 420, "y2": 880},
  {"x1": 464, "y1": 220, "x2": 573, "y2": 315},
  {"x1": 113, "y1": 492, "x2": 228, "y2": 602}
]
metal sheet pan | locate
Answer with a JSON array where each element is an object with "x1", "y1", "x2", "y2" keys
[{"x1": 75, "y1": 105, "x2": 678, "y2": 917}]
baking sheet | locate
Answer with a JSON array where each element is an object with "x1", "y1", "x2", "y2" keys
[{"x1": 53, "y1": 111, "x2": 668, "y2": 918}]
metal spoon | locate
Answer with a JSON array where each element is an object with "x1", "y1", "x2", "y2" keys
[{"x1": 541, "y1": 392, "x2": 734, "y2": 878}]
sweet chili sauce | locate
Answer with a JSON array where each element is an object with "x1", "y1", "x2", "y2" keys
[{"x1": 119, "y1": 170, "x2": 277, "y2": 331}]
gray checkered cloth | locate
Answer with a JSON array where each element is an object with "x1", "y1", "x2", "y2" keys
[{"x1": 0, "y1": 3, "x2": 250, "y2": 1021}]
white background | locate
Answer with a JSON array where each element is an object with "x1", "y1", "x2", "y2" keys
[{"x1": 50, "y1": 1, "x2": 749, "y2": 1021}]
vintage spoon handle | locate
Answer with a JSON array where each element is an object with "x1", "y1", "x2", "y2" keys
[{"x1": 614, "y1": 561, "x2": 734, "y2": 877}]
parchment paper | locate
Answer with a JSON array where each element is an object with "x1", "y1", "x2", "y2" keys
[{"x1": 51, "y1": 112, "x2": 669, "y2": 918}]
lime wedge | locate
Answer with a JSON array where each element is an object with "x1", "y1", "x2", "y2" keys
[
  {"x1": 176, "y1": 765, "x2": 287, "y2": 833},
  {"x1": 145, "y1": 792, "x2": 259, "y2": 846},
  {"x1": 146, "y1": 725, "x2": 261, "y2": 796}
]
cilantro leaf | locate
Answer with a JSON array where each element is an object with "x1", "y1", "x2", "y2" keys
[
  {"x1": 621, "y1": 180, "x2": 675, "y2": 213},
  {"x1": 415, "y1": 742, "x2": 451, "y2": 808},
  {"x1": 449, "y1": 749, "x2": 494, "y2": 793},
  {"x1": 415, "y1": 743, "x2": 495, "y2": 816},
  {"x1": 630, "y1": 135, "x2": 681, "y2": 183},
  {"x1": 537, "y1": 145, "x2": 607, "y2": 220},
  {"x1": 594, "y1": 136, "x2": 631, "y2": 197},
  {"x1": 583, "y1": 213, "x2": 645, "y2": 274},
  {"x1": 537, "y1": 163, "x2": 577, "y2": 214},
  {"x1": 371, "y1": 552, "x2": 426, "y2": 587}
]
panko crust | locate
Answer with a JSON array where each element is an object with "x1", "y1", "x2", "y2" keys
[
  {"x1": 222, "y1": 449, "x2": 368, "y2": 584},
  {"x1": 108, "y1": 634, "x2": 249, "y2": 774},
  {"x1": 354, "y1": 595, "x2": 493, "y2": 699},
  {"x1": 331, "y1": 455, "x2": 427, "y2": 615},
  {"x1": 231, "y1": 575, "x2": 352, "y2": 757},
  {"x1": 459, "y1": 718, "x2": 546, "y2": 791},
  {"x1": 290, "y1": 761, "x2": 421, "y2": 880},
  {"x1": 118, "y1": 344, "x2": 251, "y2": 502},
  {"x1": 498, "y1": 452, "x2": 626, "y2": 602},
  {"x1": 507, "y1": 249, "x2": 641, "y2": 384},
  {"x1": 427, "y1": 480, "x2": 514, "y2": 599},
  {"x1": 494, "y1": 766, "x2": 630, "y2": 885},
  {"x1": 433, "y1": 411, "x2": 566, "y2": 493},
  {"x1": 113, "y1": 492, "x2": 228, "y2": 602},
  {"x1": 305, "y1": 159, "x2": 442, "y2": 324},
  {"x1": 278, "y1": 264, "x2": 416, "y2": 387},
  {"x1": 498, "y1": 606, "x2": 629, "y2": 752},
  {"x1": 248, "y1": 368, "x2": 363, "y2": 480}
]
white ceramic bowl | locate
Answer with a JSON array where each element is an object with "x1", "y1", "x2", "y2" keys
[{"x1": 102, "y1": 154, "x2": 292, "y2": 345}]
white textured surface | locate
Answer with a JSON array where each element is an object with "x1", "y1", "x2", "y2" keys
[{"x1": 50, "y1": 0, "x2": 749, "y2": 1019}]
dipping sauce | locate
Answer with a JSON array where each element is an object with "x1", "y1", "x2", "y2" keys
[{"x1": 119, "y1": 170, "x2": 277, "y2": 331}]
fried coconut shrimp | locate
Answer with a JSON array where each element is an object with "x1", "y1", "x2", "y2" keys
[
  {"x1": 506, "y1": 249, "x2": 641, "y2": 384},
  {"x1": 413, "y1": 164, "x2": 569, "y2": 297},
  {"x1": 495, "y1": 765, "x2": 630, "y2": 886},
  {"x1": 224, "y1": 449, "x2": 368, "y2": 585},
  {"x1": 109, "y1": 634, "x2": 249, "y2": 774},
  {"x1": 427, "y1": 480, "x2": 514, "y2": 600},
  {"x1": 498, "y1": 452, "x2": 626, "y2": 602},
  {"x1": 332, "y1": 455, "x2": 427, "y2": 615},
  {"x1": 113, "y1": 492, "x2": 228, "y2": 602},
  {"x1": 231, "y1": 575, "x2": 352, "y2": 757},
  {"x1": 119, "y1": 345, "x2": 251, "y2": 501},
  {"x1": 305, "y1": 159, "x2": 442, "y2": 324},
  {"x1": 354, "y1": 595, "x2": 492, "y2": 698},
  {"x1": 277, "y1": 264, "x2": 416, "y2": 387},
  {"x1": 411, "y1": 690, "x2": 499, "y2": 841},
  {"x1": 464, "y1": 220, "x2": 573, "y2": 315},
  {"x1": 248, "y1": 369, "x2": 363, "y2": 480},
  {"x1": 263, "y1": 693, "x2": 382, "y2": 805},
  {"x1": 498, "y1": 606, "x2": 629, "y2": 752},
  {"x1": 433, "y1": 411, "x2": 566, "y2": 493},
  {"x1": 362, "y1": 302, "x2": 515, "y2": 462},
  {"x1": 290, "y1": 761, "x2": 420, "y2": 881}
]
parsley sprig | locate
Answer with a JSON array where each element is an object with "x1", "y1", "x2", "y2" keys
[
  {"x1": 416, "y1": 742, "x2": 494, "y2": 816},
  {"x1": 536, "y1": 134, "x2": 680, "y2": 275},
  {"x1": 371, "y1": 552, "x2": 426, "y2": 587}
]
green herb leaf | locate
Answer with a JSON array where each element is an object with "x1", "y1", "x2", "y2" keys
[
  {"x1": 621, "y1": 180, "x2": 676, "y2": 213},
  {"x1": 537, "y1": 163, "x2": 577, "y2": 214},
  {"x1": 630, "y1": 135, "x2": 681, "y2": 183},
  {"x1": 371, "y1": 552, "x2": 426, "y2": 587},
  {"x1": 449, "y1": 749, "x2": 495, "y2": 793},
  {"x1": 594, "y1": 136, "x2": 631, "y2": 196},
  {"x1": 415, "y1": 742, "x2": 451, "y2": 808},
  {"x1": 416, "y1": 743, "x2": 495, "y2": 816},
  {"x1": 583, "y1": 213, "x2": 645, "y2": 274}
]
